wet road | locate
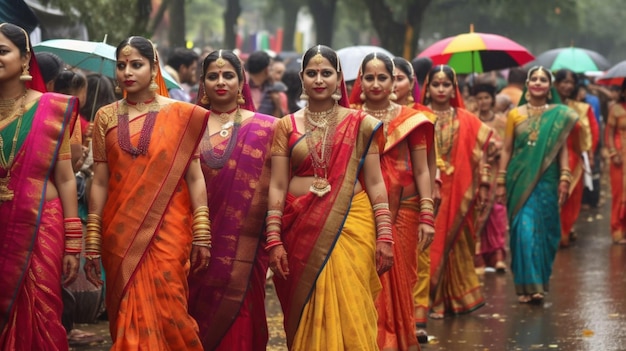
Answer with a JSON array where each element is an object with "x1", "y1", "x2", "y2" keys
[{"x1": 72, "y1": 199, "x2": 626, "y2": 351}]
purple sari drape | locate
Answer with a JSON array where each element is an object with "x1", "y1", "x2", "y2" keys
[
  {"x1": 189, "y1": 112, "x2": 276, "y2": 351},
  {"x1": 0, "y1": 93, "x2": 77, "y2": 350}
]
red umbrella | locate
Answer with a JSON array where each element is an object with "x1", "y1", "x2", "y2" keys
[{"x1": 418, "y1": 25, "x2": 534, "y2": 74}]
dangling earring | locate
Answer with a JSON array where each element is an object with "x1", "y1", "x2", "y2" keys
[
  {"x1": 425, "y1": 91, "x2": 430, "y2": 99},
  {"x1": 200, "y1": 93, "x2": 210, "y2": 105},
  {"x1": 149, "y1": 74, "x2": 158, "y2": 92},
  {"x1": 331, "y1": 89, "x2": 342, "y2": 101},
  {"x1": 451, "y1": 92, "x2": 455, "y2": 99},
  {"x1": 115, "y1": 82, "x2": 122, "y2": 94},
  {"x1": 237, "y1": 91, "x2": 245, "y2": 105},
  {"x1": 360, "y1": 92, "x2": 366, "y2": 102},
  {"x1": 389, "y1": 92, "x2": 398, "y2": 101},
  {"x1": 19, "y1": 63, "x2": 32, "y2": 82},
  {"x1": 408, "y1": 95, "x2": 414, "y2": 103},
  {"x1": 547, "y1": 90, "x2": 552, "y2": 100},
  {"x1": 525, "y1": 91, "x2": 531, "y2": 101},
  {"x1": 300, "y1": 85, "x2": 309, "y2": 100}
]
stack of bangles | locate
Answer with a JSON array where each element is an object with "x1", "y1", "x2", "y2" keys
[
  {"x1": 496, "y1": 170, "x2": 507, "y2": 186},
  {"x1": 265, "y1": 209, "x2": 283, "y2": 251},
  {"x1": 373, "y1": 203, "x2": 394, "y2": 244},
  {"x1": 85, "y1": 214, "x2": 102, "y2": 260},
  {"x1": 192, "y1": 206, "x2": 212, "y2": 248},
  {"x1": 419, "y1": 198, "x2": 435, "y2": 228},
  {"x1": 64, "y1": 217, "x2": 83, "y2": 256},
  {"x1": 560, "y1": 168, "x2": 572, "y2": 184},
  {"x1": 480, "y1": 164, "x2": 492, "y2": 188}
]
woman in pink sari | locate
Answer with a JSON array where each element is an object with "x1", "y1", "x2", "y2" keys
[
  {"x1": 188, "y1": 49, "x2": 277, "y2": 350},
  {"x1": 0, "y1": 23, "x2": 81, "y2": 350}
]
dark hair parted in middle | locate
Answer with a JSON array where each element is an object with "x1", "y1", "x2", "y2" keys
[
  {"x1": 300, "y1": 45, "x2": 342, "y2": 74},
  {"x1": 359, "y1": 52, "x2": 394, "y2": 77},
  {"x1": 201, "y1": 49, "x2": 244, "y2": 82},
  {"x1": 116, "y1": 36, "x2": 156, "y2": 63}
]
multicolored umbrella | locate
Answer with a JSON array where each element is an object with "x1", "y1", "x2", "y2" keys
[
  {"x1": 528, "y1": 47, "x2": 611, "y2": 73},
  {"x1": 596, "y1": 60, "x2": 626, "y2": 86},
  {"x1": 417, "y1": 26, "x2": 534, "y2": 74}
]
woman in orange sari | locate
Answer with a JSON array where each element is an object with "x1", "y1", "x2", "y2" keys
[
  {"x1": 605, "y1": 79, "x2": 626, "y2": 245},
  {"x1": 424, "y1": 65, "x2": 491, "y2": 319},
  {"x1": 392, "y1": 57, "x2": 438, "y2": 342},
  {"x1": 0, "y1": 22, "x2": 80, "y2": 351},
  {"x1": 350, "y1": 53, "x2": 436, "y2": 350},
  {"x1": 267, "y1": 45, "x2": 392, "y2": 350},
  {"x1": 83, "y1": 36, "x2": 210, "y2": 350},
  {"x1": 188, "y1": 49, "x2": 277, "y2": 350},
  {"x1": 554, "y1": 69, "x2": 599, "y2": 247}
]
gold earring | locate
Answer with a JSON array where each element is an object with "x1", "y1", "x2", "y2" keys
[
  {"x1": 300, "y1": 85, "x2": 309, "y2": 100},
  {"x1": 237, "y1": 91, "x2": 245, "y2": 105},
  {"x1": 200, "y1": 93, "x2": 210, "y2": 105},
  {"x1": 115, "y1": 83, "x2": 122, "y2": 94},
  {"x1": 547, "y1": 90, "x2": 552, "y2": 100},
  {"x1": 525, "y1": 91, "x2": 531, "y2": 101},
  {"x1": 425, "y1": 91, "x2": 430, "y2": 99},
  {"x1": 389, "y1": 92, "x2": 398, "y2": 101},
  {"x1": 408, "y1": 95, "x2": 414, "y2": 103},
  {"x1": 149, "y1": 75, "x2": 158, "y2": 92},
  {"x1": 331, "y1": 89, "x2": 342, "y2": 101},
  {"x1": 360, "y1": 92, "x2": 366, "y2": 102},
  {"x1": 19, "y1": 63, "x2": 32, "y2": 82}
]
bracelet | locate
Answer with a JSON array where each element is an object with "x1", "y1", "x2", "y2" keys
[
  {"x1": 192, "y1": 206, "x2": 212, "y2": 248},
  {"x1": 496, "y1": 170, "x2": 507, "y2": 186},
  {"x1": 64, "y1": 217, "x2": 83, "y2": 255},
  {"x1": 85, "y1": 213, "x2": 102, "y2": 256},
  {"x1": 373, "y1": 203, "x2": 394, "y2": 244},
  {"x1": 435, "y1": 178, "x2": 443, "y2": 187},
  {"x1": 264, "y1": 210, "x2": 284, "y2": 250},
  {"x1": 560, "y1": 169, "x2": 572, "y2": 184}
]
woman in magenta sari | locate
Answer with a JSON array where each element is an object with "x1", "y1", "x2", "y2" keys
[
  {"x1": 0, "y1": 23, "x2": 80, "y2": 350},
  {"x1": 188, "y1": 49, "x2": 277, "y2": 350}
]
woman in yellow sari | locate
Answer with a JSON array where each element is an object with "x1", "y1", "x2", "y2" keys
[
  {"x1": 83, "y1": 36, "x2": 210, "y2": 350},
  {"x1": 350, "y1": 53, "x2": 436, "y2": 350},
  {"x1": 267, "y1": 45, "x2": 392, "y2": 350}
]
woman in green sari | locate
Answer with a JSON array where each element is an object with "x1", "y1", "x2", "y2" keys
[{"x1": 496, "y1": 66, "x2": 578, "y2": 304}]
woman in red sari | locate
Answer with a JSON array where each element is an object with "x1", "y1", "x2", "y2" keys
[
  {"x1": 606, "y1": 79, "x2": 626, "y2": 245},
  {"x1": 0, "y1": 23, "x2": 80, "y2": 350},
  {"x1": 267, "y1": 45, "x2": 393, "y2": 350},
  {"x1": 83, "y1": 36, "x2": 210, "y2": 350},
  {"x1": 423, "y1": 65, "x2": 491, "y2": 319},
  {"x1": 188, "y1": 49, "x2": 277, "y2": 350},
  {"x1": 350, "y1": 52, "x2": 436, "y2": 350}
]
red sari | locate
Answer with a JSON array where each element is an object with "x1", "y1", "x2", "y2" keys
[
  {"x1": 376, "y1": 106, "x2": 434, "y2": 351},
  {"x1": 271, "y1": 110, "x2": 384, "y2": 350},
  {"x1": 0, "y1": 93, "x2": 77, "y2": 350},
  {"x1": 92, "y1": 101, "x2": 208, "y2": 350},
  {"x1": 607, "y1": 103, "x2": 626, "y2": 243},
  {"x1": 430, "y1": 108, "x2": 491, "y2": 316}
]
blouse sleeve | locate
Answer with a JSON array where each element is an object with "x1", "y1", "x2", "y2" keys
[
  {"x1": 505, "y1": 108, "x2": 523, "y2": 139},
  {"x1": 57, "y1": 126, "x2": 71, "y2": 161},
  {"x1": 408, "y1": 126, "x2": 430, "y2": 151},
  {"x1": 271, "y1": 116, "x2": 292, "y2": 157},
  {"x1": 92, "y1": 107, "x2": 111, "y2": 162}
]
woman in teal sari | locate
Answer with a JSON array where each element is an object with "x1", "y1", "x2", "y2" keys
[{"x1": 496, "y1": 66, "x2": 578, "y2": 304}]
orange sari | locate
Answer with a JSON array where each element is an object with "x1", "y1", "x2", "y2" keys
[
  {"x1": 560, "y1": 101, "x2": 598, "y2": 246},
  {"x1": 92, "y1": 101, "x2": 209, "y2": 350},
  {"x1": 430, "y1": 108, "x2": 491, "y2": 316},
  {"x1": 376, "y1": 106, "x2": 434, "y2": 350},
  {"x1": 607, "y1": 103, "x2": 626, "y2": 243}
]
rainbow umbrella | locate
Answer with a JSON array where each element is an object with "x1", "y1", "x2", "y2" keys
[
  {"x1": 418, "y1": 26, "x2": 534, "y2": 74},
  {"x1": 528, "y1": 47, "x2": 610, "y2": 73}
]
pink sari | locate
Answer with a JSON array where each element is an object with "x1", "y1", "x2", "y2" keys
[{"x1": 0, "y1": 93, "x2": 78, "y2": 350}]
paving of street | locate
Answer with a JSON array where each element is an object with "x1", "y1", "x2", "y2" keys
[{"x1": 71, "y1": 191, "x2": 626, "y2": 351}]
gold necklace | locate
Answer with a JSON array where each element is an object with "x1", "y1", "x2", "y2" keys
[
  {"x1": 304, "y1": 103, "x2": 338, "y2": 197},
  {"x1": 526, "y1": 103, "x2": 548, "y2": 146},
  {"x1": 363, "y1": 103, "x2": 398, "y2": 134},
  {"x1": 211, "y1": 107, "x2": 240, "y2": 137},
  {"x1": 0, "y1": 90, "x2": 27, "y2": 202},
  {"x1": 434, "y1": 107, "x2": 457, "y2": 175}
]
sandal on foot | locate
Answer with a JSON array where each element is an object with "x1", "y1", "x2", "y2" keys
[
  {"x1": 495, "y1": 261, "x2": 507, "y2": 273},
  {"x1": 530, "y1": 293, "x2": 544, "y2": 303}
]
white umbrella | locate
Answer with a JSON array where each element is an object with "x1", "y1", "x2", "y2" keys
[{"x1": 336, "y1": 45, "x2": 394, "y2": 81}]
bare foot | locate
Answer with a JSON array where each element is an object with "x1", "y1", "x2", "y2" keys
[
  {"x1": 429, "y1": 312, "x2": 444, "y2": 319},
  {"x1": 518, "y1": 295, "x2": 531, "y2": 303}
]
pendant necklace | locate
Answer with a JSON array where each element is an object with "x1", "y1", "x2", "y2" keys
[
  {"x1": 202, "y1": 107, "x2": 242, "y2": 169},
  {"x1": 363, "y1": 102, "x2": 398, "y2": 134},
  {"x1": 117, "y1": 97, "x2": 160, "y2": 157},
  {"x1": 526, "y1": 103, "x2": 548, "y2": 146},
  {"x1": 304, "y1": 103, "x2": 338, "y2": 197}
]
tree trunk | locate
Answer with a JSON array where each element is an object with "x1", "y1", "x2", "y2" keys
[
  {"x1": 168, "y1": 0, "x2": 186, "y2": 48},
  {"x1": 307, "y1": 0, "x2": 337, "y2": 46},
  {"x1": 223, "y1": 0, "x2": 241, "y2": 49},
  {"x1": 130, "y1": 0, "x2": 152, "y2": 38},
  {"x1": 280, "y1": 2, "x2": 301, "y2": 51},
  {"x1": 361, "y1": 0, "x2": 405, "y2": 55},
  {"x1": 407, "y1": 1, "x2": 432, "y2": 56}
]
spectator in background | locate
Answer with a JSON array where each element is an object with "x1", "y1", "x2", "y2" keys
[
  {"x1": 411, "y1": 57, "x2": 433, "y2": 99},
  {"x1": 35, "y1": 51, "x2": 65, "y2": 91},
  {"x1": 270, "y1": 58, "x2": 286, "y2": 82},
  {"x1": 499, "y1": 67, "x2": 526, "y2": 106},
  {"x1": 164, "y1": 47, "x2": 200, "y2": 102},
  {"x1": 281, "y1": 69, "x2": 303, "y2": 113},
  {"x1": 246, "y1": 50, "x2": 283, "y2": 117},
  {"x1": 495, "y1": 93, "x2": 514, "y2": 116}
]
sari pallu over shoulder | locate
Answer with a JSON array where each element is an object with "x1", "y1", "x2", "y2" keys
[
  {"x1": 273, "y1": 110, "x2": 383, "y2": 348},
  {"x1": 189, "y1": 112, "x2": 277, "y2": 350},
  {"x1": 100, "y1": 102, "x2": 208, "y2": 326},
  {"x1": 429, "y1": 108, "x2": 491, "y2": 289},
  {"x1": 0, "y1": 93, "x2": 77, "y2": 332},
  {"x1": 506, "y1": 105, "x2": 578, "y2": 219}
]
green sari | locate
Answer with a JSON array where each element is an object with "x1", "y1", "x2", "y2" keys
[{"x1": 506, "y1": 105, "x2": 577, "y2": 295}]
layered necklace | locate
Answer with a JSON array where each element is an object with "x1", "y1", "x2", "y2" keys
[
  {"x1": 304, "y1": 103, "x2": 338, "y2": 197},
  {"x1": 363, "y1": 102, "x2": 398, "y2": 134},
  {"x1": 202, "y1": 107, "x2": 242, "y2": 169},
  {"x1": 117, "y1": 96, "x2": 160, "y2": 157},
  {"x1": 526, "y1": 103, "x2": 548, "y2": 146},
  {"x1": 432, "y1": 106, "x2": 457, "y2": 175},
  {"x1": 0, "y1": 90, "x2": 28, "y2": 202}
]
